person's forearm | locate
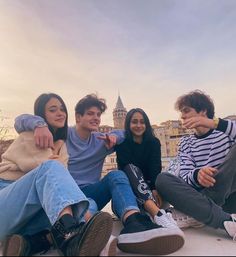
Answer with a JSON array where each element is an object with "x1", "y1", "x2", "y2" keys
[{"x1": 14, "y1": 114, "x2": 46, "y2": 133}]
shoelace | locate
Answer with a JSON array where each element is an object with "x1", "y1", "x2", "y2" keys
[
  {"x1": 156, "y1": 211, "x2": 178, "y2": 228},
  {"x1": 166, "y1": 212, "x2": 178, "y2": 226},
  {"x1": 54, "y1": 220, "x2": 85, "y2": 240}
]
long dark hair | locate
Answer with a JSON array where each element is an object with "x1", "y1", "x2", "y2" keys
[
  {"x1": 34, "y1": 93, "x2": 68, "y2": 141},
  {"x1": 124, "y1": 108, "x2": 155, "y2": 142}
]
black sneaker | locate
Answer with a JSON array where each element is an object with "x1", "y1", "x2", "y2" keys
[
  {"x1": 51, "y1": 211, "x2": 113, "y2": 256},
  {"x1": 2, "y1": 230, "x2": 52, "y2": 256},
  {"x1": 117, "y1": 212, "x2": 185, "y2": 255}
]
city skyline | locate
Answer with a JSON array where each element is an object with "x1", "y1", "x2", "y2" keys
[{"x1": 1, "y1": 0, "x2": 236, "y2": 129}]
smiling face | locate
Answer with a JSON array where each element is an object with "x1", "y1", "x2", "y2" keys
[
  {"x1": 130, "y1": 111, "x2": 146, "y2": 140},
  {"x1": 76, "y1": 106, "x2": 101, "y2": 132},
  {"x1": 44, "y1": 97, "x2": 67, "y2": 131}
]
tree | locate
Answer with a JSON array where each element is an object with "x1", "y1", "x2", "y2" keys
[
  {"x1": 0, "y1": 110, "x2": 9, "y2": 142},
  {"x1": 0, "y1": 110, "x2": 13, "y2": 161}
]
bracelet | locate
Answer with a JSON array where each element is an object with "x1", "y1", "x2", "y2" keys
[
  {"x1": 35, "y1": 121, "x2": 48, "y2": 128},
  {"x1": 213, "y1": 118, "x2": 219, "y2": 129}
]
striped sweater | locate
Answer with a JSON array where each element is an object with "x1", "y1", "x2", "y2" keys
[{"x1": 178, "y1": 118, "x2": 236, "y2": 189}]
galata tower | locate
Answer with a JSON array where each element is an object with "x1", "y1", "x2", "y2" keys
[{"x1": 113, "y1": 95, "x2": 127, "y2": 129}]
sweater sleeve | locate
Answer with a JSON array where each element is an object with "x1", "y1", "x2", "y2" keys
[
  {"x1": 109, "y1": 129, "x2": 125, "y2": 145},
  {"x1": 147, "y1": 139, "x2": 162, "y2": 190},
  {"x1": 217, "y1": 118, "x2": 236, "y2": 141},
  {"x1": 14, "y1": 114, "x2": 46, "y2": 133},
  {"x1": 178, "y1": 136, "x2": 202, "y2": 189}
]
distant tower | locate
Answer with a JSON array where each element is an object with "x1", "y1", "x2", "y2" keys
[{"x1": 113, "y1": 94, "x2": 127, "y2": 129}]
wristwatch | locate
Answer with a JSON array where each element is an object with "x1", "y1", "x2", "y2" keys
[{"x1": 35, "y1": 120, "x2": 48, "y2": 128}]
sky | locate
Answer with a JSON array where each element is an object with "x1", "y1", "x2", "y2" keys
[{"x1": 1, "y1": 0, "x2": 236, "y2": 136}]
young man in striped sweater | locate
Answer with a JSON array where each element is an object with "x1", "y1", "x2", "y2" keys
[{"x1": 156, "y1": 90, "x2": 236, "y2": 240}]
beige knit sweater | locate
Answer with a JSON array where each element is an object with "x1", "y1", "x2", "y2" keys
[{"x1": 0, "y1": 131, "x2": 69, "y2": 181}]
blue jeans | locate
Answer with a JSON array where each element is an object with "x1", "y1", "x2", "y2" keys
[
  {"x1": 0, "y1": 160, "x2": 92, "y2": 240},
  {"x1": 81, "y1": 170, "x2": 140, "y2": 221}
]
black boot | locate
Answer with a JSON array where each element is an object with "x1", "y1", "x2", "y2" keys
[
  {"x1": 2, "y1": 230, "x2": 52, "y2": 256},
  {"x1": 50, "y1": 214, "x2": 85, "y2": 255},
  {"x1": 51, "y1": 212, "x2": 113, "y2": 256}
]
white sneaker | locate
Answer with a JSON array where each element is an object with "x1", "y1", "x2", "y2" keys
[
  {"x1": 168, "y1": 208, "x2": 204, "y2": 229},
  {"x1": 100, "y1": 235, "x2": 118, "y2": 256},
  {"x1": 154, "y1": 209, "x2": 179, "y2": 228},
  {"x1": 223, "y1": 214, "x2": 236, "y2": 241}
]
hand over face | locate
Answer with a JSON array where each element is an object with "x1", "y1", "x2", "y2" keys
[{"x1": 183, "y1": 116, "x2": 214, "y2": 130}]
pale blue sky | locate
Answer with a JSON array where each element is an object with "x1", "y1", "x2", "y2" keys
[{"x1": 1, "y1": 0, "x2": 236, "y2": 131}]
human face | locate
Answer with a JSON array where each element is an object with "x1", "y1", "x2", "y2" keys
[
  {"x1": 180, "y1": 106, "x2": 199, "y2": 121},
  {"x1": 76, "y1": 106, "x2": 101, "y2": 132},
  {"x1": 180, "y1": 106, "x2": 206, "y2": 124},
  {"x1": 45, "y1": 97, "x2": 67, "y2": 131},
  {"x1": 130, "y1": 112, "x2": 146, "y2": 140}
]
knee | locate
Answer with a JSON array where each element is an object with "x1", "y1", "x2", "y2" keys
[
  {"x1": 155, "y1": 172, "x2": 173, "y2": 190},
  {"x1": 106, "y1": 170, "x2": 129, "y2": 184},
  {"x1": 87, "y1": 198, "x2": 98, "y2": 215},
  {"x1": 229, "y1": 143, "x2": 236, "y2": 156}
]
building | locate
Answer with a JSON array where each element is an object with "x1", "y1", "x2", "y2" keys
[
  {"x1": 101, "y1": 152, "x2": 117, "y2": 177},
  {"x1": 153, "y1": 120, "x2": 190, "y2": 158},
  {"x1": 102, "y1": 95, "x2": 127, "y2": 175},
  {"x1": 113, "y1": 95, "x2": 127, "y2": 129},
  {"x1": 99, "y1": 125, "x2": 113, "y2": 133}
]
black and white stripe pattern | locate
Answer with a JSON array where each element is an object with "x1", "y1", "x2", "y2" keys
[{"x1": 178, "y1": 119, "x2": 236, "y2": 189}]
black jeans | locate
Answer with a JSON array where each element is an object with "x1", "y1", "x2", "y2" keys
[
  {"x1": 155, "y1": 143, "x2": 236, "y2": 229},
  {"x1": 123, "y1": 164, "x2": 154, "y2": 206}
]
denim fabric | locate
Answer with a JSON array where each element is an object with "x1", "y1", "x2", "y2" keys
[
  {"x1": 0, "y1": 160, "x2": 90, "y2": 240},
  {"x1": 81, "y1": 170, "x2": 139, "y2": 221}
]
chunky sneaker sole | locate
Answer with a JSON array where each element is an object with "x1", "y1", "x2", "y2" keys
[
  {"x1": 67, "y1": 211, "x2": 113, "y2": 256},
  {"x1": 224, "y1": 214, "x2": 236, "y2": 241},
  {"x1": 100, "y1": 235, "x2": 118, "y2": 256},
  {"x1": 167, "y1": 208, "x2": 204, "y2": 229},
  {"x1": 2, "y1": 235, "x2": 30, "y2": 256},
  {"x1": 118, "y1": 227, "x2": 185, "y2": 255}
]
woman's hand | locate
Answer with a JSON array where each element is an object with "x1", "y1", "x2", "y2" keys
[{"x1": 152, "y1": 190, "x2": 163, "y2": 208}]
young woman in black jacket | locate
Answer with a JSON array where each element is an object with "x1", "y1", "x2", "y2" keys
[{"x1": 116, "y1": 108, "x2": 178, "y2": 228}]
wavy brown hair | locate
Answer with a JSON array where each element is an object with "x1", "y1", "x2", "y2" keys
[{"x1": 175, "y1": 90, "x2": 215, "y2": 119}]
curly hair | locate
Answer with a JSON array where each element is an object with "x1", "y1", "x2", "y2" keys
[{"x1": 175, "y1": 90, "x2": 215, "y2": 118}]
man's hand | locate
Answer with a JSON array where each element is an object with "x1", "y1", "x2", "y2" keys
[
  {"x1": 183, "y1": 117, "x2": 215, "y2": 130},
  {"x1": 52, "y1": 140, "x2": 64, "y2": 155},
  {"x1": 34, "y1": 127, "x2": 54, "y2": 149},
  {"x1": 97, "y1": 134, "x2": 117, "y2": 149},
  {"x1": 197, "y1": 166, "x2": 218, "y2": 188}
]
